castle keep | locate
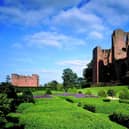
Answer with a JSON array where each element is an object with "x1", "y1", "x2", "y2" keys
[
  {"x1": 93, "y1": 29, "x2": 129, "y2": 84},
  {"x1": 11, "y1": 74, "x2": 39, "y2": 87}
]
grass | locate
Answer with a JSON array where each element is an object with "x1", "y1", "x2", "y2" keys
[
  {"x1": 32, "y1": 90, "x2": 64, "y2": 96},
  {"x1": 11, "y1": 97, "x2": 126, "y2": 129},
  {"x1": 9, "y1": 85, "x2": 129, "y2": 129},
  {"x1": 65, "y1": 97, "x2": 129, "y2": 114},
  {"x1": 78, "y1": 85, "x2": 128, "y2": 96}
]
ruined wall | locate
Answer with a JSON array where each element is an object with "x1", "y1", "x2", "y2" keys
[
  {"x1": 92, "y1": 47, "x2": 112, "y2": 84},
  {"x1": 11, "y1": 74, "x2": 39, "y2": 87},
  {"x1": 92, "y1": 29, "x2": 129, "y2": 84},
  {"x1": 112, "y1": 29, "x2": 127, "y2": 61}
]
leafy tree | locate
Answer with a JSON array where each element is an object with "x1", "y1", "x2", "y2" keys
[
  {"x1": 6, "y1": 75, "x2": 10, "y2": 83},
  {"x1": 83, "y1": 60, "x2": 93, "y2": 82},
  {"x1": 76, "y1": 77, "x2": 87, "y2": 88},
  {"x1": 62, "y1": 68, "x2": 78, "y2": 91},
  {"x1": 44, "y1": 80, "x2": 58, "y2": 90}
]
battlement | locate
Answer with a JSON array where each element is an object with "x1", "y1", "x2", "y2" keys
[{"x1": 11, "y1": 74, "x2": 39, "y2": 87}]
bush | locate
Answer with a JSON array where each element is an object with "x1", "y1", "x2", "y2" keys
[
  {"x1": 83, "y1": 104, "x2": 96, "y2": 112},
  {"x1": 78, "y1": 91, "x2": 82, "y2": 94},
  {"x1": 45, "y1": 89, "x2": 52, "y2": 95},
  {"x1": 68, "y1": 88, "x2": 77, "y2": 93},
  {"x1": 77, "y1": 102, "x2": 82, "y2": 107},
  {"x1": 119, "y1": 99, "x2": 129, "y2": 104},
  {"x1": 98, "y1": 90, "x2": 107, "y2": 97},
  {"x1": 107, "y1": 89, "x2": 116, "y2": 97},
  {"x1": 85, "y1": 90, "x2": 92, "y2": 95},
  {"x1": 103, "y1": 98, "x2": 111, "y2": 102},
  {"x1": 109, "y1": 110, "x2": 129, "y2": 128},
  {"x1": 17, "y1": 89, "x2": 34, "y2": 104},
  {"x1": 0, "y1": 94, "x2": 12, "y2": 116},
  {"x1": 65, "y1": 98, "x2": 74, "y2": 103},
  {"x1": 119, "y1": 89, "x2": 129, "y2": 99}
]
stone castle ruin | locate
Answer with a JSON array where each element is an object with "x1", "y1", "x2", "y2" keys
[
  {"x1": 93, "y1": 29, "x2": 129, "y2": 84},
  {"x1": 11, "y1": 74, "x2": 39, "y2": 87}
]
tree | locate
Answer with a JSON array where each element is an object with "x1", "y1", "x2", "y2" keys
[
  {"x1": 76, "y1": 77, "x2": 87, "y2": 88},
  {"x1": 6, "y1": 75, "x2": 10, "y2": 83},
  {"x1": 44, "y1": 80, "x2": 58, "y2": 90},
  {"x1": 62, "y1": 68, "x2": 78, "y2": 91},
  {"x1": 83, "y1": 60, "x2": 93, "y2": 82}
]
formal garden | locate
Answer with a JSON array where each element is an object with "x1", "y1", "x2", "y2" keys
[{"x1": 0, "y1": 69, "x2": 129, "y2": 129}]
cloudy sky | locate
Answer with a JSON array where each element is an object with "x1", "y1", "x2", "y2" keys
[{"x1": 1, "y1": 0, "x2": 129, "y2": 84}]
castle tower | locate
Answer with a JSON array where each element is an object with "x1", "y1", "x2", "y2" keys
[
  {"x1": 112, "y1": 29, "x2": 127, "y2": 61},
  {"x1": 112, "y1": 29, "x2": 128, "y2": 81}
]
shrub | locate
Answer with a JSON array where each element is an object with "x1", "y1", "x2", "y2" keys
[
  {"x1": 119, "y1": 99, "x2": 129, "y2": 104},
  {"x1": 65, "y1": 98, "x2": 74, "y2": 103},
  {"x1": 83, "y1": 104, "x2": 96, "y2": 112},
  {"x1": 17, "y1": 89, "x2": 34, "y2": 104},
  {"x1": 77, "y1": 102, "x2": 82, "y2": 107},
  {"x1": 0, "y1": 94, "x2": 12, "y2": 116},
  {"x1": 78, "y1": 91, "x2": 82, "y2": 94},
  {"x1": 45, "y1": 89, "x2": 52, "y2": 95},
  {"x1": 85, "y1": 90, "x2": 92, "y2": 95},
  {"x1": 98, "y1": 90, "x2": 107, "y2": 97},
  {"x1": 103, "y1": 98, "x2": 111, "y2": 102},
  {"x1": 107, "y1": 89, "x2": 116, "y2": 97},
  {"x1": 109, "y1": 110, "x2": 129, "y2": 128},
  {"x1": 119, "y1": 89, "x2": 129, "y2": 99},
  {"x1": 68, "y1": 88, "x2": 77, "y2": 93}
]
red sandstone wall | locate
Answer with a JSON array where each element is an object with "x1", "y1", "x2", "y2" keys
[
  {"x1": 93, "y1": 47, "x2": 103, "y2": 84},
  {"x1": 93, "y1": 47, "x2": 112, "y2": 84},
  {"x1": 93, "y1": 29, "x2": 129, "y2": 84},
  {"x1": 112, "y1": 29, "x2": 127, "y2": 60},
  {"x1": 11, "y1": 74, "x2": 39, "y2": 87}
]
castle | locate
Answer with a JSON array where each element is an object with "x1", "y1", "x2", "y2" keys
[
  {"x1": 92, "y1": 29, "x2": 129, "y2": 84},
  {"x1": 11, "y1": 74, "x2": 39, "y2": 87}
]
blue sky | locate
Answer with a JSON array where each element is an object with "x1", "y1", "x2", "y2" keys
[{"x1": 1, "y1": 0, "x2": 129, "y2": 84}]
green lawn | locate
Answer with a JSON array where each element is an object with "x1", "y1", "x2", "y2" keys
[
  {"x1": 11, "y1": 97, "x2": 126, "y2": 129},
  {"x1": 78, "y1": 85, "x2": 128, "y2": 96},
  {"x1": 65, "y1": 97, "x2": 129, "y2": 114},
  {"x1": 9, "y1": 86, "x2": 129, "y2": 129}
]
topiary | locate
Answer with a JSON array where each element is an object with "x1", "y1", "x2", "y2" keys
[
  {"x1": 119, "y1": 89, "x2": 129, "y2": 99},
  {"x1": 85, "y1": 90, "x2": 92, "y2": 95},
  {"x1": 98, "y1": 90, "x2": 107, "y2": 97}
]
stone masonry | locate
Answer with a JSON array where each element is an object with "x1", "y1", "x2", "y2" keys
[
  {"x1": 93, "y1": 29, "x2": 129, "y2": 84},
  {"x1": 11, "y1": 74, "x2": 39, "y2": 87}
]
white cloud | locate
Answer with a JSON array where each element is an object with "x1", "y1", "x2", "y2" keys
[
  {"x1": 24, "y1": 31, "x2": 86, "y2": 48},
  {"x1": 81, "y1": 0, "x2": 129, "y2": 27},
  {"x1": 57, "y1": 59, "x2": 90, "y2": 77},
  {"x1": 3, "y1": 0, "x2": 80, "y2": 10},
  {"x1": 89, "y1": 31, "x2": 103, "y2": 39},
  {"x1": 57, "y1": 59, "x2": 87, "y2": 67},
  {"x1": 0, "y1": 0, "x2": 81, "y2": 26},
  {"x1": 0, "y1": 6, "x2": 52, "y2": 26},
  {"x1": 52, "y1": 7, "x2": 104, "y2": 33}
]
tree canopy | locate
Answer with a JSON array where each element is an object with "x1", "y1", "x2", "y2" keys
[{"x1": 62, "y1": 68, "x2": 78, "y2": 91}]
